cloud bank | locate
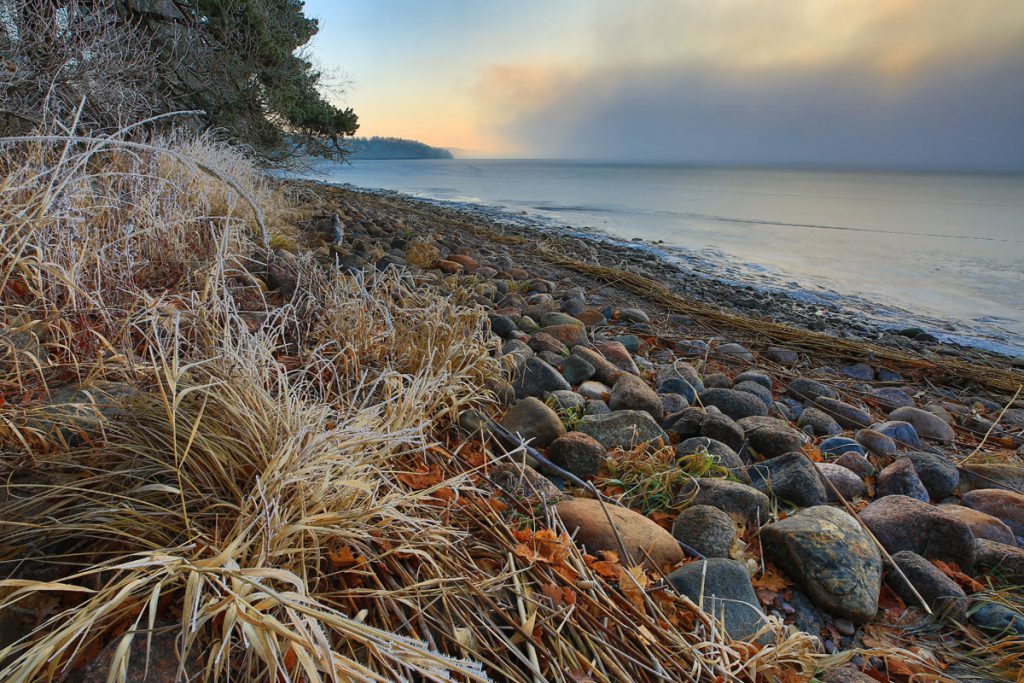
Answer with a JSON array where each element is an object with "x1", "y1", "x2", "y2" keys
[{"x1": 477, "y1": 0, "x2": 1024, "y2": 169}]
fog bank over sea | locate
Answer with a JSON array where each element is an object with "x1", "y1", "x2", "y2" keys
[{"x1": 304, "y1": 158, "x2": 1024, "y2": 356}]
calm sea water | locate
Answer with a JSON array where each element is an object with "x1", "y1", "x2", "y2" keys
[{"x1": 303, "y1": 159, "x2": 1024, "y2": 356}]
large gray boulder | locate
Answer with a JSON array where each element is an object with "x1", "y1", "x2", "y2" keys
[{"x1": 762, "y1": 505, "x2": 881, "y2": 622}]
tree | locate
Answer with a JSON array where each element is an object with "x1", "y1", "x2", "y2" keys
[{"x1": 0, "y1": 0, "x2": 358, "y2": 159}]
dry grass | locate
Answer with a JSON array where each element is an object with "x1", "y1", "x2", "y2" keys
[{"x1": 0, "y1": 126, "x2": 827, "y2": 681}]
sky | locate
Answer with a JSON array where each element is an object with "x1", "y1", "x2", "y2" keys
[{"x1": 305, "y1": 0, "x2": 1024, "y2": 170}]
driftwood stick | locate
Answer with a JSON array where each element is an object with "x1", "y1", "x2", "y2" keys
[{"x1": 960, "y1": 383, "x2": 1023, "y2": 466}]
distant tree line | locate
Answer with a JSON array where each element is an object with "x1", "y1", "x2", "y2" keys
[
  {"x1": 0, "y1": 0, "x2": 358, "y2": 159},
  {"x1": 348, "y1": 136, "x2": 453, "y2": 160}
]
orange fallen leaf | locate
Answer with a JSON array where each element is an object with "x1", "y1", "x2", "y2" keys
[
  {"x1": 877, "y1": 584, "x2": 907, "y2": 622},
  {"x1": 649, "y1": 510, "x2": 675, "y2": 531},
  {"x1": 397, "y1": 463, "x2": 445, "y2": 489},
  {"x1": 801, "y1": 444, "x2": 823, "y2": 462},
  {"x1": 932, "y1": 560, "x2": 985, "y2": 594},
  {"x1": 885, "y1": 655, "x2": 942, "y2": 678},
  {"x1": 541, "y1": 582, "x2": 577, "y2": 606},
  {"x1": 327, "y1": 546, "x2": 366, "y2": 570},
  {"x1": 584, "y1": 550, "x2": 622, "y2": 580},
  {"x1": 752, "y1": 566, "x2": 790, "y2": 605},
  {"x1": 752, "y1": 569, "x2": 789, "y2": 592},
  {"x1": 619, "y1": 564, "x2": 649, "y2": 610},
  {"x1": 513, "y1": 528, "x2": 573, "y2": 566}
]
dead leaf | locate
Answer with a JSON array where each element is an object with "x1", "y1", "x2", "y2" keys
[
  {"x1": 802, "y1": 444, "x2": 823, "y2": 462},
  {"x1": 931, "y1": 559, "x2": 984, "y2": 594},
  {"x1": 877, "y1": 584, "x2": 906, "y2": 622},
  {"x1": 619, "y1": 564, "x2": 649, "y2": 610},
  {"x1": 513, "y1": 528, "x2": 573, "y2": 566},
  {"x1": 327, "y1": 546, "x2": 366, "y2": 571},
  {"x1": 649, "y1": 510, "x2": 674, "y2": 531},
  {"x1": 584, "y1": 551, "x2": 622, "y2": 580},
  {"x1": 397, "y1": 463, "x2": 444, "y2": 489}
]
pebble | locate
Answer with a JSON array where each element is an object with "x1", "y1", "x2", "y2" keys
[
  {"x1": 749, "y1": 451, "x2": 828, "y2": 508},
  {"x1": 734, "y1": 370, "x2": 773, "y2": 389},
  {"x1": 833, "y1": 452, "x2": 876, "y2": 479},
  {"x1": 561, "y1": 354, "x2": 596, "y2": 385},
  {"x1": 667, "y1": 559, "x2": 769, "y2": 641},
  {"x1": 888, "y1": 550, "x2": 967, "y2": 619},
  {"x1": 734, "y1": 380, "x2": 773, "y2": 408},
  {"x1": 571, "y1": 346, "x2": 626, "y2": 385},
  {"x1": 577, "y1": 380, "x2": 610, "y2": 401},
  {"x1": 717, "y1": 342, "x2": 754, "y2": 362},
  {"x1": 817, "y1": 462, "x2": 866, "y2": 501},
  {"x1": 901, "y1": 452, "x2": 959, "y2": 501},
  {"x1": 973, "y1": 539, "x2": 1024, "y2": 583},
  {"x1": 489, "y1": 315, "x2": 518, "y2": 338},
  {"x1": 609, "y1": 374, "x2": 664, "y2": 419},
  {"x1": 764, "y1": 347, "x2": 799, "y2": 365},
  {"x1": 814, "y1": 397, "x2": 872, "y2": 429},
  {"x1": 659, "y1": 392, "x2": 689, "y2": 415},
  {"x1": 671, "y1": 505, "x2": 737, "y2": 558},
  {"x1": 854, "y1": 429, "x2": 896, "y2": 456},
  {"x1": 788, "y1": 378, "x2": 839, "y2": 403},
  {"x1": 797, "y1": 407, "x2": 842, "y2": 436},
  {"x1": 860, "y1": 495, "x2": 976, "y2": 571},
  {"x1": 703, "y1": 373, "x2": 733, "y2": 389},
  {"x1": 679, "y1": 478, "x2": 771, "y2": 526},
  {"x1": 499, "y1": 397, "x2": 566, "y2": 448},
  {"x1": 547, "y1": 432, "x2": 606, "y2": 480},
  {"x1": 870, "y1": 387, "x2": 916, "y2": 410},
  {"x1": 675, "y1": 437, "x2": 748, "y2": 480},
  {"x1": 840, "y1": 363, "x2": 874, "y2": 381},
  {"x1": 699, "y1": 411, "x2": 746, "y2": 453},
  {"x1": 736, "y1": 416, "x2": 808, "y2": 459},
  {"x1": 541, "y1": 323, "x2": 589, "y2": 348},
  {"x1": 700, "y1": 388, "x2": 769, "y2": 420},
  {"x1": 593, "y1": 340, "x2": 640, "y2": 375},
  {"x1": 938, "y1": 504, "x2": 1016, "y2": 546},
  {"x1": 546, "y1": 390, "x2": 585, "y2": 413},
  {"x1": 512, "y1": 357, "x2": 571, "y2": 399},
  {"x1": 870, "y1": 420, "x2": 921, "y2": 449},
  {"x1": 819, "y1": 437, "x2": 865, "y2": 457},
  {"x1": 962, "y1": 489, "x2": 1024, "y2": 537},
  {"x1": 877, "y1": 459, "x2": 929, "y2": 502},
  {"x1": 888, "y1": 406, "x2": 956, "y2": 444},
  {"x1": 576, "y1": 410, "x2": 668, "y2": 450}
]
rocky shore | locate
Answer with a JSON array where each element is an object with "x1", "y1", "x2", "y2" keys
[
  {"x1": 290, "y1": 180, "x2": 1024, "y2": 680},
  {"x1": 323, "y1": 183, "x2": 1024, "y2": 369}
]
